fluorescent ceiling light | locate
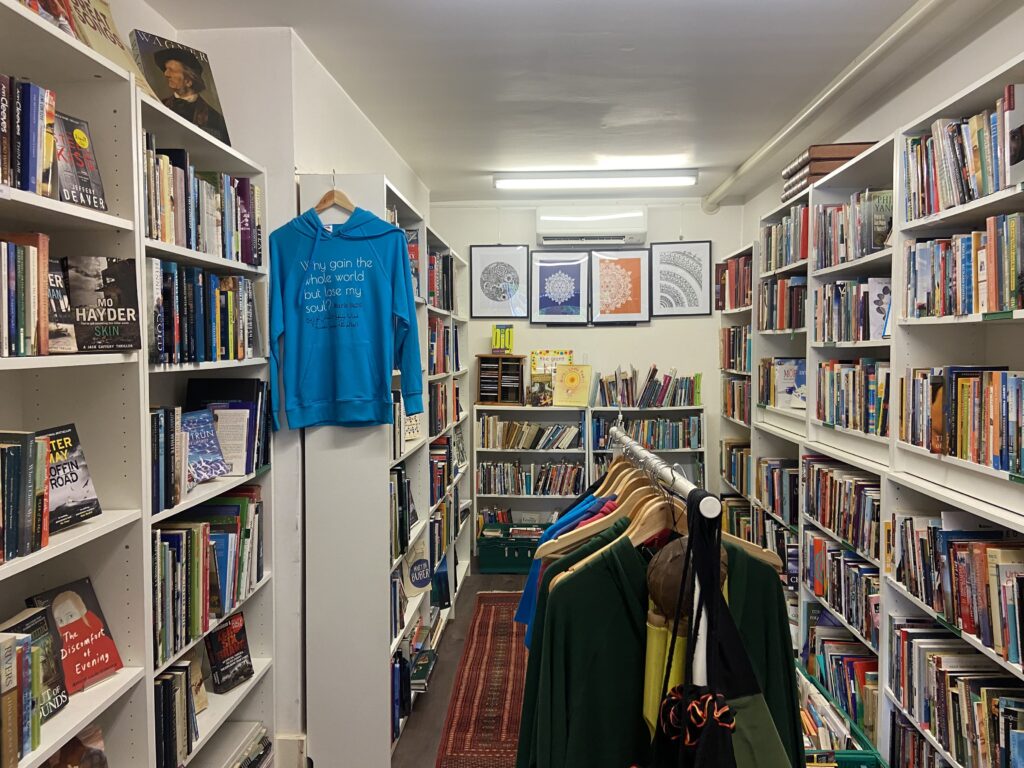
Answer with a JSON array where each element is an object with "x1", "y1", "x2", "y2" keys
[
  {"x1": 493, "y1": 169, "x2": 698, "y2": 191},
  {"x1": 594, "y1": 153, "x2": 690, "y2": 169},
  {"x1": 538, "y1": 211, "x2": 644, "y2": 223}
]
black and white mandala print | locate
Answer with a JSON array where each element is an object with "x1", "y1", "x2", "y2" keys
[
  {"x1": 480, "y1": 261, "x2": 521, "y2": 302},
  {"x1": 651, "y1": 241, "x2": 711, "y2": 317}
]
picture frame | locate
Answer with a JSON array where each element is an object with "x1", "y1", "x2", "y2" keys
[
  {"x1": 589, "y1": 249, "x2": 651, "y2": 324},
  {"x1": 650, "y1": 241, "x2": 713, "y2": 317},
  {"x1": 528, "y1": 250, "x2": 589, "y2": 325},
  {"x1": 470, "y1": 245, "x2": 529, "y2": 319}
]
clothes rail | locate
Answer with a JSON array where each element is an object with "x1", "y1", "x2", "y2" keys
[{"x1": 608, "y1": 425, "x2": 721, "y2": 519}]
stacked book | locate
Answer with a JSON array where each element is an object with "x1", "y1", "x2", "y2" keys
[
  {"x1": 900, "y1": 365, "x2": 1024, "y2": 472},
  {"x1": 151, "y1": 378, "x2": 271, "y2": 513},
  {"x1": 812, "y1": 189, "x2": 892, "y2": 271},
  {"x1": 719, "y1": 325, "x2": 751, "y2": 373},
  {"x1": 592, "y1": 365, "x2": 702, "y2": 408},
  {"x1": 143, "y1": 134, "x2": 264, "y2": 266},
  {"x1": 429, "y1": 438, "x2": 452, "y2": 506},
  {"x1": 428, "y1": 249, "x2": 454, "y2": 311},
  {"x1": 2, "y1": 232, "x2": 141, "y2": 357},
  {"x1": 887, "y1": 614, "x2": 1024, "y2": 768},
  {"x1": 428, "y1": 380, "x2": 450, "y2": 437},
  {"x1": 147, "y1": 258, "x2": 263, "y2": 365},
  {"x1": 811, "y1": 278, "x2": 892, "y2": 343},
  {"x1": 816, "y1": 358, "x2": 890, "y2": 437},
  {"x1": 152, "y1": 487, "x2": 265, "y2": 667},
  {"x1": 592, "y1": 416, "x2": 702, "y2": 451},
  {"x1": 891, "y1": 509, "x2": 1024, "y2": 662},
  {"x1": 476, "y1": 416, "x2": 584, "y2": 450},
  {"x1": 804, "y1": 603, "x2": 878, "y2": 742},
  {"x1": 904, "y1": 214, "x2": 1024, "y2": 318},
  {"x1": 803, "y1": 533, "x2": 880, "y2": 649},
  {"x1": 475, "y1": 461, "x2": 584, "y2": 497},
  {"x1": 719, "y1": 439, "x2": 752, "y2": 496},
  {"x1": 388, "y1": 464, "x2": 418, "y2": 563},
  {"x1": 903, "y1": 83, "x2": 1024, "y2": 221},
  {"x1": 759, "y1": 203, "x2": 809, "y2": 273},
  {"x1": 802, "y1": 454, "x2": 881, "y2": 560},
  {"x1": 722, "y1": 376, "x2": 751, "y2": 425},
  {"x1": 721, "y1": 498, "x2": 755, "y2": 543},
  {"x1": 428, "y1": 314, "x2": 451, "y2": 376},
  {"x1": 781, "y1": 142, "x2": 874, "y2": 201},
  {"x1": 757, "y1": 357, "x2": 807, "y2": 410},
  {"x1": 755, "y1": 457, "x2": 799, "y2": 526},
  {"x1": 757, "y1": 276, "x2": 807, "y2": 331},
  {"x1": 1, "y1": 423, "x2": 100, "y2": 562},
  {"x1": 714, "y1": 251, "x2": 753, "y2": 310},
  {"x1": 797, "y1": 670, "x2": 866, "y2": 753}
]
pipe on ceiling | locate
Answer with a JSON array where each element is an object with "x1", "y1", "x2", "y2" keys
[{"x1": 701, "y1": 0, "x2": 951, "y2": 214}]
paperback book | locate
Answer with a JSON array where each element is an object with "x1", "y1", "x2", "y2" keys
[
  {"x1": 53, "y1": 113, "x2": 106, "y2": 211},
  {"x1": 63, "y1": 255, "x2": 140, "y2": 351},
  {"x1": 204, "y1": 612, "x2": 254, "y2": 694},
  {"x1": 0, "y1": 606, "x2": 67, "y2": 723},
  {"x1": 180, "y1": 408, "x2": 230, "y2": 489},
  {"x1": 37, "y1": 423, "x2": 101, "y2": 534}
]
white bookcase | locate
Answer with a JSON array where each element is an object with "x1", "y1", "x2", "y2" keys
[
  {"x1": 732, "y1": 49, "x2": 1024, "y2": 763},
  {"x1": 471, "y1": 403, "x2": 707, "y2": 548},
  {"x1": 299, "y1": 173, "x2": 470, "y2": 765},
  {"x1": 0, "y1": 1, "x2": 276, "y2": 765}
]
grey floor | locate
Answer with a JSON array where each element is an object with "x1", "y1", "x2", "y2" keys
[{"x1": 391, "y1": 568, "x2": 526, "y2": 768}]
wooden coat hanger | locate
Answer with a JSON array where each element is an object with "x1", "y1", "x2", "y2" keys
[
  {"x1": 314, "y1": 170, "x2": 356, "y2": 215},
  {"x1": 593, "y1": 455, "x2": 629, "y2": 496}
]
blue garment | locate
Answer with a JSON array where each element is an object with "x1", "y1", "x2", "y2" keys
[
  {"x1": 516, "y1": 495, "x2": 613, "y2": 648},
  {"x1": 269, "y1": 208, "x2": 422, "y2": 429}
]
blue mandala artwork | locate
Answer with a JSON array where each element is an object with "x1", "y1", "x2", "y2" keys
[{"x1": 538, "y1": 262, "x2": 581, "y2": 315}]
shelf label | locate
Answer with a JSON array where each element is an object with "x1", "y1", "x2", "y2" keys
[{"x1": 983, "y1": 310, "x2": 1013, "y2": 321}]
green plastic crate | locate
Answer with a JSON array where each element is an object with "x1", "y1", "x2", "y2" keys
[{"x1": 476, "y1": 523, "x2": 547, "y2": 574}]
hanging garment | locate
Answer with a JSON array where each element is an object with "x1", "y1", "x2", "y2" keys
[
  {"x1": 640, "y1": 490, "x2": 791, "y2": 768},
  {"x1": 533, "y1": 536, "x2": 650, "y2": 768},
  {"x1": 643, "y1": 611, "x2": 686, "y2": 738},
  {"x1": 724, "y1": 542, "x2": 804, "y2": 768},
  {"x1": 268, "y1": 207, "x2": 421, "y2": 429},
  {"x1": 516, "y1": 518, "x2": 630, "y2": 768}
]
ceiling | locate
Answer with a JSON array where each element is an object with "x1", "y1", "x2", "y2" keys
[{"x1": 148, "y1": 0, "x2": 921, "y2": 201}]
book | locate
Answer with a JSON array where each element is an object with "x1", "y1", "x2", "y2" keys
[
  {"x1": 204, "y1": 612, "x2": 254, "y2": 694},
  {"x1": 52, "y1": 112, "x2": 106, "y2": 210},
  {"x1": 783, "y1": 143, "x2": 876, "y2": 179},
  {"x1": 0, "y1": 635, "x2": 17, "y2": 768},
  {"x1": 0, "y1": 233, "x2": 49, "y2": 356},
  {"x1": 552, "y1": 364, "x2": 591, "y2": 407},
  {"x1": 62, "y1": 255, "x2": 140, "y2": 351},
  {"x1": 46, "y1": 723, "x2": 108, "y2": 768},
  {"x1": 180, "y1": 408, "x2": 230, "y2": 489},
  {"x1": 35, "y1": 423, "x2": 100, "y2": 534},
  {"x1": 46, "y1": 257, "x2": 77, "y2": 353},
  {"x1": 1007, "y1": 84, "x2": 1024, "y2": 187},
  {"x1": 0, "y1": 607, "x2": 67, "y2": 723},
  {"x1": 130, "y1": 31, "x2": 231, "y2": 146},
  {"x1": 27, "y1": 577, "x2": 122, "y2": 693}
]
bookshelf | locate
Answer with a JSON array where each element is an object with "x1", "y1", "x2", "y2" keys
[
  {"x1": 732, "y1": 50, "x2": 1024, "y2": 762},
  {"x1": 718, "y1": 243, "x2": 754, "y2": 498},
  {"x1": 300, "y1": 174, "x2": 470, "y2": 766},
  {"x1": 0, "y1": 2, "x2": 276, "y2": 763}
]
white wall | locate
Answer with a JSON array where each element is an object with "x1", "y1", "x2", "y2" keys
[
  {"x1": 290, "y1": 35, "x2": 430, "y2": 216},
  {"x1": 740, "y1": 2, "x2": 1024, "y2": 229},
  {"x1": 432, "y1": 199, "x2": 744, "y2": 486}
]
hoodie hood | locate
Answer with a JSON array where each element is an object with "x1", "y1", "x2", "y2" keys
[{"x1": 292, "y1": 207, "x2": 400, "y2": 240}]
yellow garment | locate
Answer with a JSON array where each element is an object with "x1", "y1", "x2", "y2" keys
[{"x1": 643, "y1": 580, "x2": 729, "y2": 738}]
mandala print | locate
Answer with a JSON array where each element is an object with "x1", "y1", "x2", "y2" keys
[
  {"x1": 543, "y1": 270, "x2": 576, "y2": 304},
  {"x1": 480, "y1": 261, "x2": 521, "y2": 302},
  {"x1": 657, "y1": 250, "x2": 702, "y2": 309},
  {"x1": 600, "y1": 262, "x2": 633, "y2": 312}
]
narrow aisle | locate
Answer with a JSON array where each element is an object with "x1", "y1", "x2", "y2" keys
[{"x1": 393, "y1": 570, "x2": 526, "y2": 768}]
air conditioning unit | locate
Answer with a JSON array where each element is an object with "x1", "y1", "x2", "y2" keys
[{"x1": 535, "y1": 205, "x2": 648, "y2": 247}]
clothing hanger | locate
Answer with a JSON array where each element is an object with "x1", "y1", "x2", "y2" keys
[
  {"x1": 314, "y1": 169, "x2": 356, "y2": 215},
  {"x1": 593, "y1": 454, "x2": 629, "y2": 496}
]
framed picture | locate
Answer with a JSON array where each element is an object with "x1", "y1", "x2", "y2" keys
[
  {"x1": 590, "y1": 249, "x2": 650, "y2": 324},
  {"x1": 529, "y1": 251, "x2": 589, "y2": 325},
  {"x1": 650, "y1": 241, "x2": 712, "y2": 317},
  {"x1": 470, "y1": 245, "x2": 529, "y2": 319}
]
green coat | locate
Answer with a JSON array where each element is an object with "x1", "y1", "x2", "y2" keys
[{"x1": 533, "y1": 535, "x2": 651, "y2": 768}]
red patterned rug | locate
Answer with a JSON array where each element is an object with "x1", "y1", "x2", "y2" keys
[{"x1": 436, "y1": 592, "x2": 526, "y2": 768}]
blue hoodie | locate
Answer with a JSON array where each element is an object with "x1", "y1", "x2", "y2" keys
[{"x1": 269, "y1": 207, "x2": 422, "y2": 429}]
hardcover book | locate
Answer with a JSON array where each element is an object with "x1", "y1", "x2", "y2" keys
[
  {"x1": 0, "y1": 606, "x2": 67, "y2": 723},
  {"x1": 28, "y1": 577, "x2": 123, "y2": 694},
  {"x1": 553, "y1": 364, "x2": 592, "y2": 408},
  {"x1": 36, "y1": 423, "x2": 101, "y2": 534},
  {"x1": 130, "y1": 30, "x2": 231, "y2": 146},
  {"x1": 66, "y1": 0, "x2": 155, "y2": 97},
  {"x1": 53, "y1": 112, "x2": 106, "y2": 211},
  {"x1": 204, "y1": 612, "x2": 254, "y2": 694},
  {"x1": 180, "y1": 408, "x2": 230, "y2": 489},
  {"x1": 63, "y1": 255, "x2": 141, "y2": 351}
]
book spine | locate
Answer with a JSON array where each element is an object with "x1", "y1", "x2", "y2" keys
[
  {"x1": 0, "y1": 76, "x2": 10, "y2": 188},
  {"x1": 34, "y1": 240, "x2": 47, "y2": 356},
  {"x1": 0, "y1": 242, "x2": 6, "y2": 357},
  {"x1": 19, "y1": 84, "x2": 36, "y2": 194},
  {"x1": 0, "y1": 637, "x2": 16, "y2": 768}
]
